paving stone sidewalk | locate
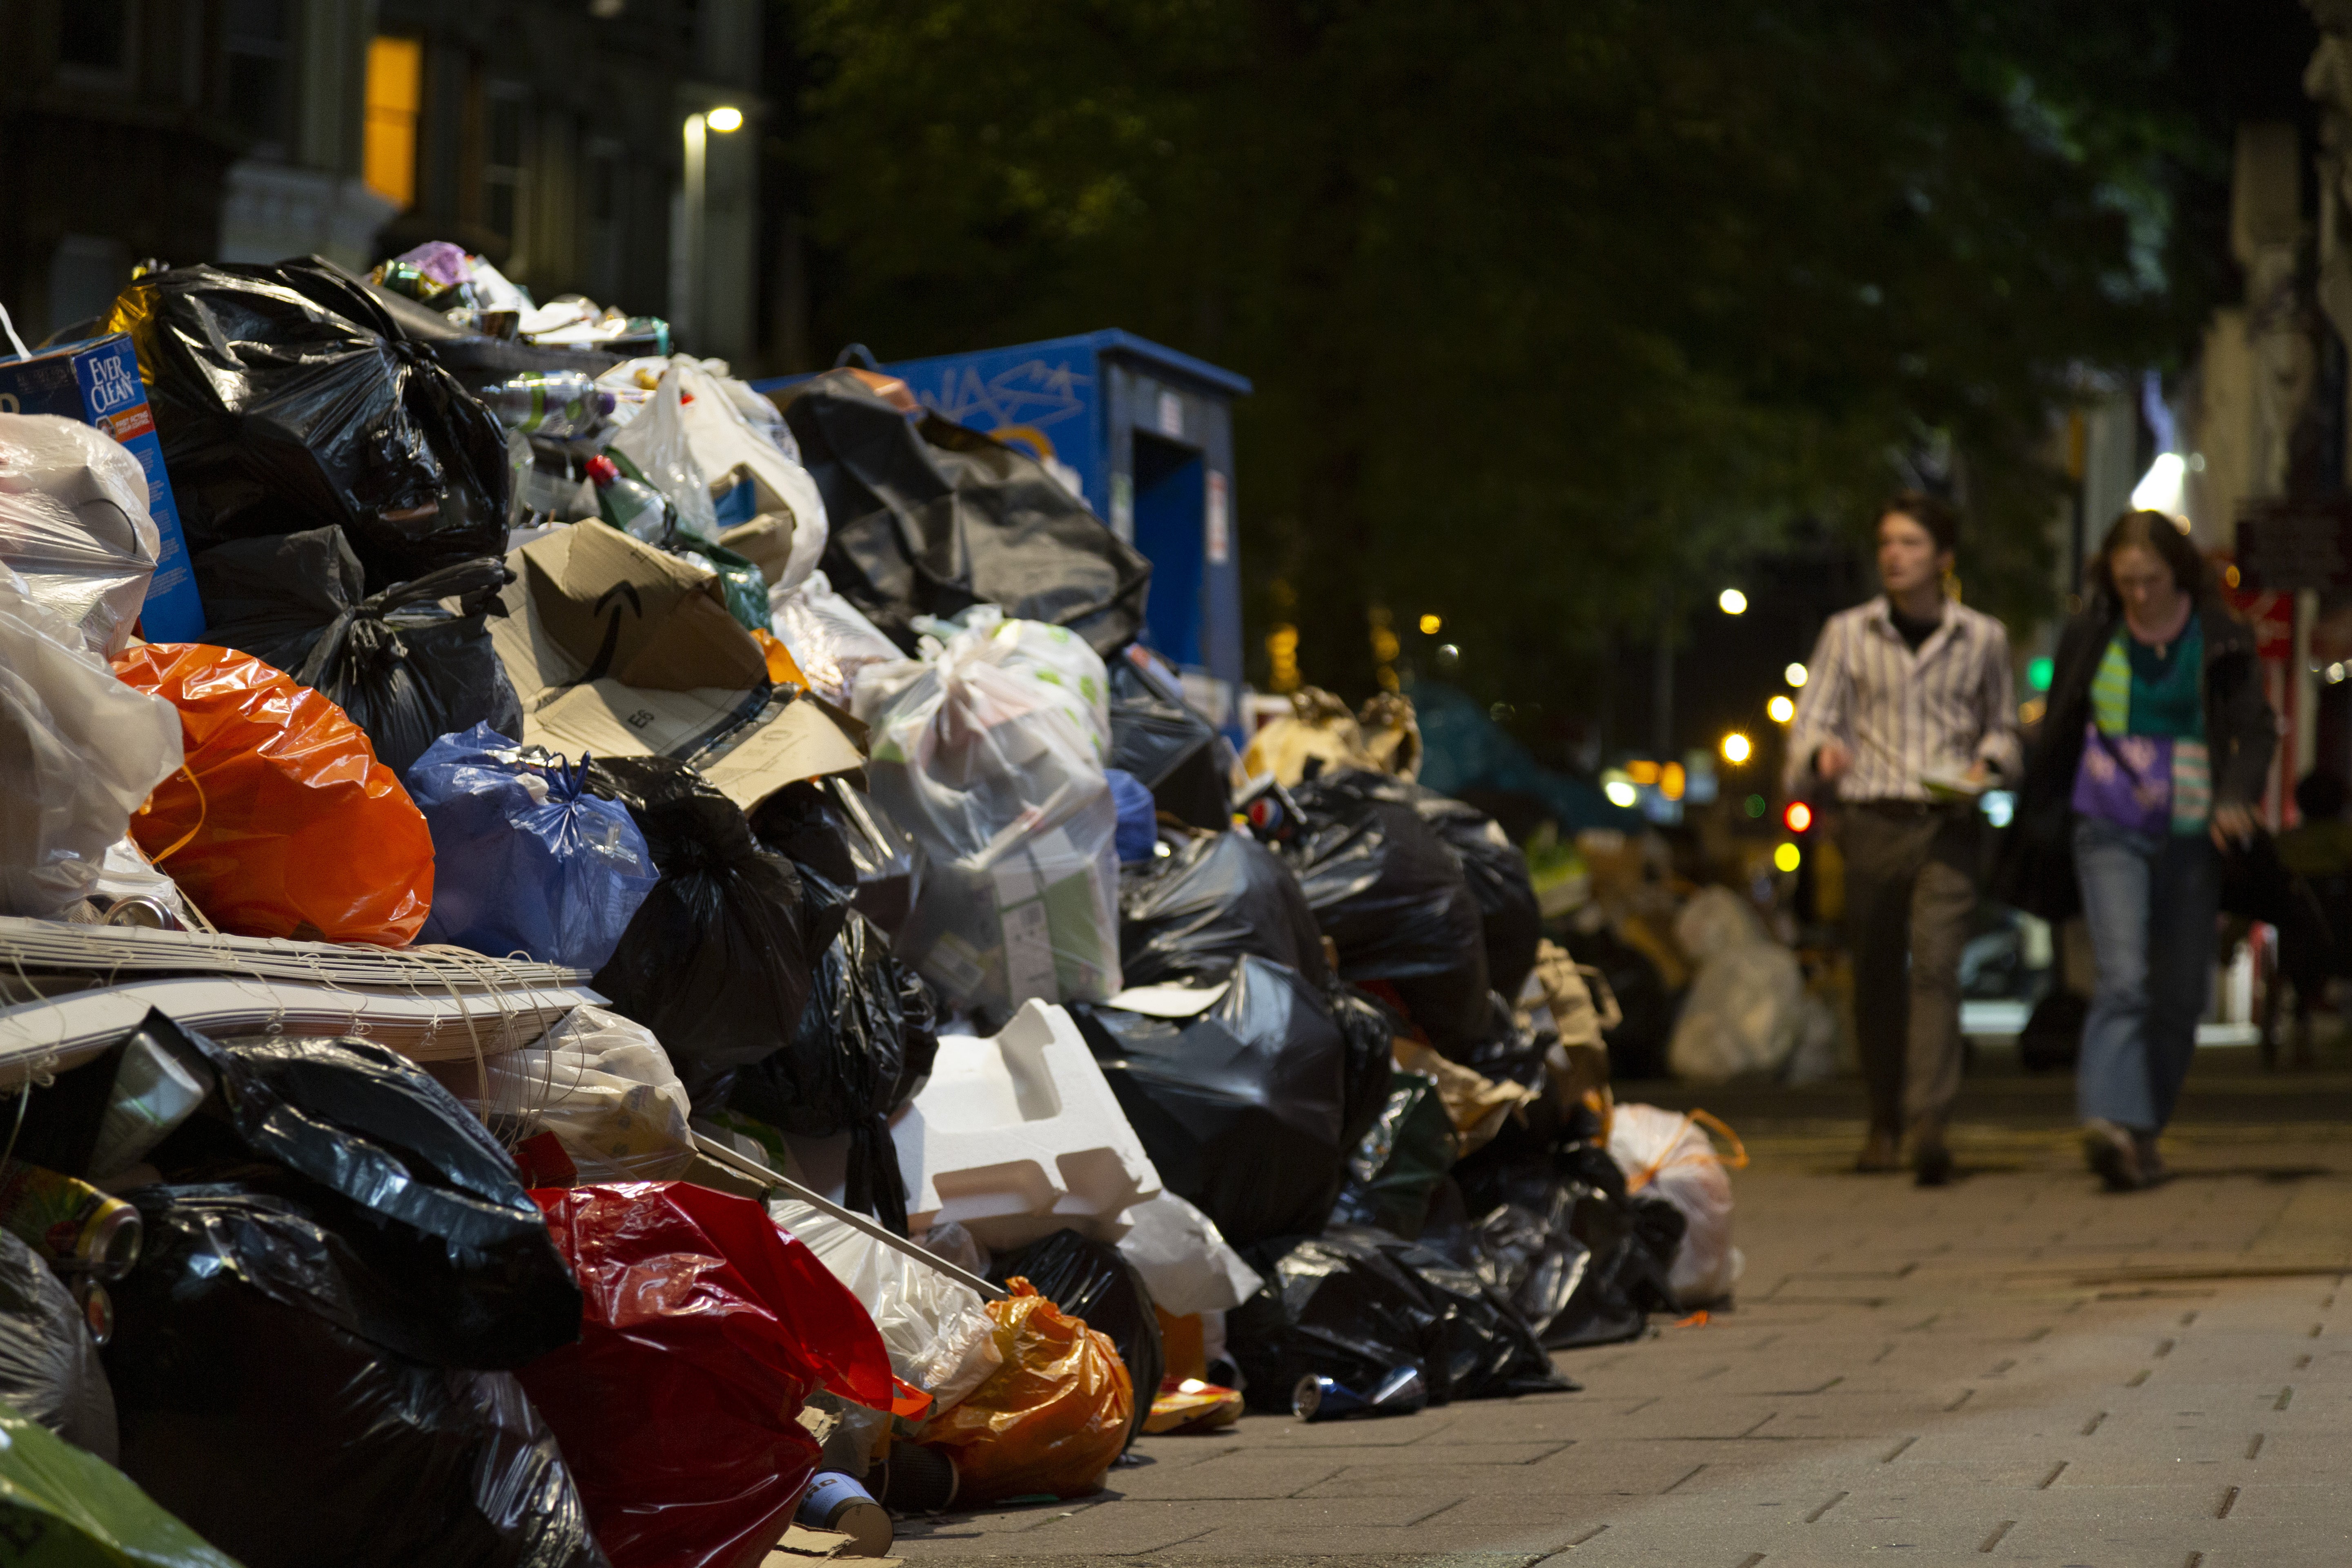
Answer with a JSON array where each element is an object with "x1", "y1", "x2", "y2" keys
[{"x1": 897, "y1": 1055, "x2": 2352, "y2": 1567}]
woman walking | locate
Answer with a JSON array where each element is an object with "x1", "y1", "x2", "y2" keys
[{"x1": 2004, "y1": 511, "x2": 2277, "y2": 1190}]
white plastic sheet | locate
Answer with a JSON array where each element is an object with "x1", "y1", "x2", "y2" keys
[
  {"x1": 768, "y1": 1195, "x2": 1004, "y2": 1415},
  {"x1": 771, "y1": 569, "x2": 903, "y2": 708},
  {"x1": 0, "y1": 569, "x2": 183, "y2": 916},
  {"x1": 1114, "y1": 1192, "x2": 1263, "y2": 1316},
  {"x1": 0, "y1": 414, "x2": 159, "y2": 656},
  {"x1": 1608, "y1": 1101, "x2": 1743, "y2": 1308}
]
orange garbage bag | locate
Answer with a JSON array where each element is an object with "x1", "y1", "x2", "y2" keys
[
  {"x1": 918, "y1": 1279, "x2": 1131, "y2": 1505},
  {"x1": 111, "y1": 643, "x2": 434, "y2": 945}
]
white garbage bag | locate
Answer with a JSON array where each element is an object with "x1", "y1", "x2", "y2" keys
[
  {"x1": 1114, "y1": 1192, "x2": 1263, "y2": 1316},
  {"x1": 0, "y1": 568, "x2": 183, "y2": 916},
  {"x1": 0, "y1": 413, "x2": 159, "y2": 657},
  {"x1": 444, "y1": 1005, "x2": 697, "y2": 1183},
  {"x1": 769, "y1": 1196, "x2": 1004, "y2": 1416},
  {"x1": 1669, "y1": 938, "x2": 1804, "y2": 1081},
  {"x1": 1673, "y1": 884, "x2": 1768, "y2": 966},
  {"x1": 1608, "y1": 1102, "x2": 1744, "y2": 1308},
  {"x1": 855, "y1": 616, "x2": 1120, "y2": 1016},
  {"x1": 604, "y1": 368, "x2": 720, "y2": 540}
]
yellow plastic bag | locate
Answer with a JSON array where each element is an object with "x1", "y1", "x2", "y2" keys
[{"x1": 917, "y1": 1279, "x2": 1131, "y2": 1504}]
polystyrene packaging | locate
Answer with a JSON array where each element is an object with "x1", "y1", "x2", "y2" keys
[
  {"x1": 1608, "y1": 1102, "x2": 1743, "y2": 1307},
  {"x1": 0, "y1": 570, "x2": 183, "y2": 916},
  {"x1": 457, "y1": 1004, "x2": 697, "y2": 1183},
  {"x1": 771, "y1": 570, "x2": 903, "y2": 708},
  {"x1": 0, "y1": 413, "x2": 160, "y2": 657},
  {"x1": 769, "y1": 1196, "x2": 1004, "y2": 1416},
  {"x1": 855, "y1": 612, "x2": 1121, "y2": 1016}
]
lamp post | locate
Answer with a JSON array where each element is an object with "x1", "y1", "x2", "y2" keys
[{"x1": 678, "y1": 107, "x2": 743, "y2": 351}]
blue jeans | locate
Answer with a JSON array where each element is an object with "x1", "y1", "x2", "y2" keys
[{"x1": 2072, "y1": 816, "x2": 2220, "y2": 1133}]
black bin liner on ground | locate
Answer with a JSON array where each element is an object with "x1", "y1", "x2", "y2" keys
[
  {"x1": 109, "y1": 257, "x2": 510, "y2": 590},
  {"x1": 1073, "y1": 955, "x2": 1389, "y2": 1248},
  {"x1": 587, "y1": 757, "x2": 819, "y2": 1107},
  {"x1": 1452, "y1": 1139, "x2": 1684, "y2": 1350},
  {"x1": 1118, "y1": 829, "x2": 1330, "y2": 989},
  {"x1": 1107, "y1": 653, "x2": 1231, "y2": 830},
  {"x1": 988, "y1": 1229, "x2": 1163, "y2": 1448},
  {"x1": 782, "y1": 369, "x2": 1151, "y2": 657},
  {"x1": 1227, "y1": 1225, "x2": 1574, "y2": 1412},
  {"x1": 1409, "y1": 795, "x2": 1541, "y2": 1003},
  {"x1": 749, "y1": 775, "x2": 922, "y2": 943},
  {"x1": 1555, "y1": 922, "x2": 1675, "y2": 1081},
  {"x1": 1329, "y1": 1071, "x2": 1456, "y2": 1239},
  {"x1": 726, "y1": 877, "x2": 940, "y2": 1234},
  {"x1": 193, "y1": 525, "x2": 520, "y2": 777},
  {"x1": 0, "y1": 1230, "x2": 115, "y2": 1461},
  {"x1": 106, "y1": 1181, "x2": 608, "y2": 1568},
  {"x1": 1273, "y1": 770, "x2": 1490, "y2": 1053},
  {"x1": 137, "y1": 1011, "x2": 582, "y2": 1369}
]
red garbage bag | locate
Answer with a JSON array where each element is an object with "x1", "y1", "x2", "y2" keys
[
  {"x1": 520, "y1": 1182, "x2": 893, "y2": 1568},
  {"x1": 111, "y1": 642, "x2": 434, "y2": 944}
]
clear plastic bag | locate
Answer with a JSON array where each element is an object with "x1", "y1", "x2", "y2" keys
[
  {"x1": 0, "y1": 570, "x2": 184, "y2": 917},
  {"x1": 0, "y1": 413, "x2": 159, "y2": 657},
  {"x1": 770, "y1": 569, "x2": 903, "y2": 708},
  {"x1": 1113, "y1": 1192, "x2": 1263, "y2": 1316},
  {"x1": 770, "y1": 1195, "x2": 1004, "y2": 1415},
  {"x1": 855, "y1": 615, "x2": 1121, "y2": 1018},
  {"x1": 444, "y1": 1004, "x2": 697, "y2": 1183},
  {"x1": 606, "y1": 366, "x2": 720, "y2": 541}
]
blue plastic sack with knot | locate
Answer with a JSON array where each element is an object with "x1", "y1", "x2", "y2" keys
[{"x1": 406, "y1": 723, "x2": 659, "y2": 969}]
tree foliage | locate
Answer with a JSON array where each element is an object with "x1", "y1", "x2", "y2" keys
[{"x1": 786, "y1": 0, "x2": 2224, "y2": 710}]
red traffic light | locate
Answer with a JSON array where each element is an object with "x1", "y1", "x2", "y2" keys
[{"x1": 1782, "y1": 800, "x2": 1813, "y2": 835}]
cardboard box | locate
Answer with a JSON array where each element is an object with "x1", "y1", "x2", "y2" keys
[
  {"x1": 491, "y1": 523, "x2": 866, "y2": 811},
  {"x1": 0, "y1": 334, "x2": 203, "y2": 640}
]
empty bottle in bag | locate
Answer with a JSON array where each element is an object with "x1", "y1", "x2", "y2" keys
[
  {"x1": 584, "y1": 454, "x2": 673, "y2": 542},
  {"x1": 477, "y1": 372, "x2": 615, "y2": 439}
]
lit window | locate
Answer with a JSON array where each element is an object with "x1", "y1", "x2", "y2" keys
[{"x1": 363, "y1": 37, "x2": 423, "y2": 209}]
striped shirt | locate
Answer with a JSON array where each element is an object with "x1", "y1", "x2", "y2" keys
[{"x1": 1784, "y1": 595, "x2": 2021, "y2": 803}]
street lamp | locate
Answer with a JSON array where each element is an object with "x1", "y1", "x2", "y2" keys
[
  {"x1": 1784, "y1": 662, "x2": 1807, "y2": 687},
  {"x1": 1721, "y1": 732, "x2": 1752, "y2": 765},
  {"x1": 679, "y1": 107, "x2": 746, "y2": 350},
  {"x1": 1767, "y1": 694, "x2": 1795, "y2": 724},
  {"x1": 1718, "y1": 588, "x2": 1748, "y2": 615},
  {"x1": 706, "y1": 106, "x2": 744, "y2": 133}
]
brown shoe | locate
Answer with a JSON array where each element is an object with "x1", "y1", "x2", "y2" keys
[
  {"x1": 1855, "y1": 1127, "x2": 1901, "y2": 1172},
  {"x1": 1912, "y1": 1136, "x2": 1954, "y2": 1187},
  {"x1": 2083, "y1": 1118, "x2": 2147, "y2": 1192},
  {"x1": 2133, "y1": 1131, "x2": 2169, "y2": 1186}
]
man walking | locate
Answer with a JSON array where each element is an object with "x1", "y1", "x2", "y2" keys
[{"x1": 1786, "y1": 492, "x2": 2020, "y2": 1185}]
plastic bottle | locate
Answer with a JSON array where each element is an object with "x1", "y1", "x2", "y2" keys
[
  {"x1": 584, "y1": 454, "x2": 673, "y2": 543},
  {"x1": 475, "y1": 372, "x2": 615, "y2": 438}
]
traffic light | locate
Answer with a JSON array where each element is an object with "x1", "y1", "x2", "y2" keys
[{"x1": 1782, "y1": 800, "x2": 1813, "y2": 835}]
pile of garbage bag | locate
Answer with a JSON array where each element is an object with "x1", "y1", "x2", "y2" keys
[{"x1": 0, "y1": 232, "x2": 1773, "y2": 1568}]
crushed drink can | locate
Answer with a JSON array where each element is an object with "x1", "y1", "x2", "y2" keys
[
  {"x1": 0, "y1": 1163, "x2": 141, "y2": 1281},
  {"x1": 1291, "y1": 1364, "x2": 1429, "y2": 1423}
]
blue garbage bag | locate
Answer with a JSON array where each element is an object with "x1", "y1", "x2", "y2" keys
[
  {"x1": 1107, "y1": 767, "x2": 1158, "y2": 864},
  {"x1": 406, "y1": 724, "x2": 660, "y2": 969}
]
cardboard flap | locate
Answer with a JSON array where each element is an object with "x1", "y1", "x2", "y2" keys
[{"x1": 520, "y1": 523, "x2": 766, "y2": 692}]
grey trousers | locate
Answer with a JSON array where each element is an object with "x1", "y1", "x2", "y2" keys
[{"x1": 1840, "y1": 804, "x2": 1980, "y2": 1136}]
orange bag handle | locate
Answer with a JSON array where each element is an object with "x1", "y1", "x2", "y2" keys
[
  {"x1": 136, "y1": 764, "x2": 207, "y2": 864},
  {"x1": 1623, "y1": 1108, "x2": 1748, "y2": 1193}
]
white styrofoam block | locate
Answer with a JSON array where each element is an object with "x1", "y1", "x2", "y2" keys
[{"x1": 890, "y1": 999, "x2": 1160, "y2": 1249}]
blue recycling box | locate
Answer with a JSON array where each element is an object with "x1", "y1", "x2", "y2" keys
[{"x1": 0, "y1": 334, "x2": 205, "y2": 641}]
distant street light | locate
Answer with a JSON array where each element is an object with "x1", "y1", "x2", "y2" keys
[
  {"x1": 1773, "y1": 842, "x2": 1802, "y2": 873},
  {"x1": 1418, "y1": 612, "x2": 1441, "y2": 635},
  {"x1": 1721, "y1": 732, "x2": 1752, "y2": 765},
  {"x1": 706, "y1": 106, "x2": 744, "y2": 133},
  {"x1": 1718, "y1": 588, "x2": 1748, "y2": 615},
  {"x1": 1604, "y1": 778, "x2": 1638, "y2": 808},
  {"x1": 1766, "y1": 694, "x2": 1795, "y2": 724},
  {"x1": 1784, "y1": 662, "x2": 1807, "y2": 687}
]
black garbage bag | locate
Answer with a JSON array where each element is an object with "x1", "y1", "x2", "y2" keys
[
  {"x1": 1412, "y1": 796, "x2": 1541, "y2": 1003},
  {"x1": 1227, "y1": 1225, "x2": 1572, "y2": 1413},
  {"x1": 987, "y1": 1229, "x2": 1164, "y2": 1448},
  {"x1": 1329, "y1": 1072, "x2": 1457, "y2": 1239},
  {"x1": 134, "y1": 1011, "x2": 582, "y2": 1368},
  {"x1": 749, "y1": 775, "x2": 923, "y2": 943},
  {"x1": 192, "y1": 524, "x2": 520, "y2": 777},
  {"x1": 1108, "y1": 652, "x2": 1231, "y2": 830},
  {"x1": 0, "y1": 1230, "x2": 115, "y2": 1461},
  {"x1": 726, "y1": 885, "x2": 940, "y2": 1235},
  {"x1": 1325, "y1": 979, "x2": 1405, "y2": 1159},
  {"x1": 108, "y1": 256, "x2": 510, "y2": 590},
  {"x1": 1556, "y1": 921, "x2": 1675, "y2": 1081},
  {"x1": 1454, "y1": 1142, "x2": 1683, "y2": 1350},
  {"x1": 106, "y1": 1182, "x2": 608, "y2": 1568},
  {"x1": 783, "y1": 369, "x2": 1151, "y2": 657},
  {"x1": 1273, "y1": 770, "x2": 1490, "y2": 1052},
  {"x1": 1073, "y1": 956, "x2": 1386, "y2": 1248},
  {"x1": 1118, "y1": 829, "x2": 1330, "y2": 989},
  {"x1": 587, "y1": 757, "x2": 819, "y2": 1105}
]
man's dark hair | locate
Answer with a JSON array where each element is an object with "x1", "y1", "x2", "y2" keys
[
  {"x1": 2296, "y1": 770, "x2": 2348, "y2": 824},
  {"x1": 1879, "y1": 490, "x2": 1959, "y2": 555}
]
